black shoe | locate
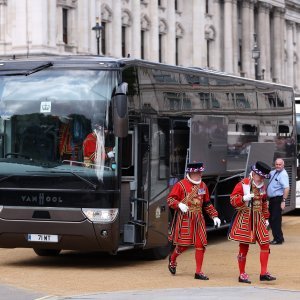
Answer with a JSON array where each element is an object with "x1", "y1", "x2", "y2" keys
[
  {"x1": 238, "y1": 273, "x2": 251, "y2": 284},
  {"x1": 260, "y1": 273, "x2": 276, "y2": 281},
  {"x1": 194, "y1": 272, "x2": 209, "y2": 280},
  {"x1": 168, "y1": 256, "x2": 176, "y2": 275},
  {"x1": 269, "y1": 240, "x2": 282, "y2": 245}
]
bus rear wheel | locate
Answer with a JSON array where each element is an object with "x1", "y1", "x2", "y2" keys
[{"x1": 33, "y1": 248, "x2": 61, "y2": 256}]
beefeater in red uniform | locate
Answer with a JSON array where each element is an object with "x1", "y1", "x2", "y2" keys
[
  {"x1": 83, "y1": 132, "x2": 97, "y2": 166},
  {"x1": 167, "y1": 162, "x2": 221, "y2": 280},
  {"x1": 228, "y1": 161, "x2": 276, "y2": 283}
]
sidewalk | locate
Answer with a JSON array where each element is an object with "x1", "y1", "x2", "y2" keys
[{"x1": 41, "y1": 286, "x2": 300, "y2": 300}]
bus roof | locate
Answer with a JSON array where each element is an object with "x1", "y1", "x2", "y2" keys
[{"x1": 0, "y1": 55, "x2": 294, "y2": 91}]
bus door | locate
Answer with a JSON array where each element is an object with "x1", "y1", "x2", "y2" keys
[
  {"x1": 144, "y1": 118, "x2": 170, "y2": 250},
  {"x1": 124, "y1": 123, "x2": 150, "y2": 246}
]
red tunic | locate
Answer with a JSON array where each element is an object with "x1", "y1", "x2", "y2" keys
[
  {"x1": 82, "y1": 132, "x2": 114, "y2": 167},
  {"x1": 83, "y1": 132, "x2": 97, "y2": 165},
  {"x1": 59, "y1": 122, "x2": 80, "y2": 160},
  {"x1": 228, "y1": 178, "x2": 270, "y2": 244},
  {"x1": 167, "y1": 178, "x2": 218, "y2": 247}
]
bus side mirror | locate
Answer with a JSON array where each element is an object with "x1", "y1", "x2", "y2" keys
[{"x1": 112, "y1": 82, "x2": 128, "y2": 138}]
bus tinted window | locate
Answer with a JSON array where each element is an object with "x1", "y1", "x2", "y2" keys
[
  {"x1": 257, "y1": 90, "x2": 277, "y2": 109},
  {"x1": 180, "y1": 74, "x2": 210, "y2": 110},
  {"x1": 150, "y1": 118, "x2": 170, "y2": 199},
  {"x1": 122, "y1": 67, "x2": 139, "y2": 111},
  {"x1": 235, "y1": 92, "x2": 257, "y2": 110}
]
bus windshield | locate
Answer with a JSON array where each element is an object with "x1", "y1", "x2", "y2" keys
[{"x1": 0, "y1": 69, "x2": 119, "y2": 190}]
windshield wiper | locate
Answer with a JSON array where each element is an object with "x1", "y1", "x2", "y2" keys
[
  {"x1": 0, "y1": 175, "x2": 14, "y2": 184},
  {"x1": 0, "y1": 62, "x2": 53, "y2": 76},
  {"x1": 29, "y1": 170, "x2": 98, "y2": 190},
  {"x1": 67, "y1": 170, "x2": 97, "y2": 190},
  {"x1": 25, "y1": 62, "x2": 53, "y2": 76}
]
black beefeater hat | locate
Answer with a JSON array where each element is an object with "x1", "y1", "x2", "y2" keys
[
  {"x1": 186, "y1": 162, "x2": 205, "y2": 173},
  {"x1": 251, "y1": 161, "x2": 271, "y2": 179}
]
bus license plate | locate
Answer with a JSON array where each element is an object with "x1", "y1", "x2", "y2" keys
[{"x1": 28, "y1": 234, "x2": 58, "y2": 243}]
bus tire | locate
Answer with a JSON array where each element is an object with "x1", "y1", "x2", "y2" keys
[
  {"x1": 33, "y1": 248, "x2": 61, "y2": 256},
  {"x1": 144, "y1": 242, "x2": 172, "y2": 260}
]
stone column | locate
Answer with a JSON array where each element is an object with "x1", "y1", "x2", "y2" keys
[
  {"x1": 131, "y1": 0, "x2": 141, "y2": 58},
  {"x1": 0, "y1": 0, "x2": 7, "y2": 42},
  {"x1": 166, "y1": 0, "x2": 176, "y2": 65},
  {"x1": 148, "y1": 0, "x2": 159, "y2": 61},
  {"x1": 192, "y1": 0, "x2": 204, "y2": 67},
  {"x1": 232, "y1": 0, "x2": 239, "y2": 74},
  {"x1": 224, "y1": 0, "x2": 233, "y2": 73},
  {"x1": 47, "y1": 0, "x2": 56, "y2": 51},
  {"x1": 249, "y1": 0, "x2": 255, "y2": 79},
  {"x1": 141, "y1": 14, "x2": 151, "y2": 61},
  {"x1": 241, "y1": 0, "x2": 252, "y2": 78},
  {"x1": 273, "y1": 7, "x2": 285, "y2": 83},
  {"x1": 13, "y1": 0, "x2": 28, "y2": 51},
  {"x1": 212, "y1": 0, "x2": 221, "y2": 70},
  {"x1": 69, "y1": 5, "x2": 77, "y2": 52},
  {"x1": 56, "y1": 4, "x2": 63, "y2": 50},
  {"x1": 76, "y1": 0, "x2": 89, "y2": 54},
  {"x1": 286, "y1": 20, "x2": 294, "y2": 86},
  {"x1": 112, "y1": 0, "x2": 122, "y2": 58},
  {"x1": 88, "y1": 0, "x2": 98, "y2": 55},
  {"x1": 258, "y1": 2, "x2": 271, "y2": 81}
]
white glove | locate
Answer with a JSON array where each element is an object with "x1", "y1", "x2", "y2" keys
[
  {"x1": 213, "y1": 217, "x2": 221, "y2": 227},
  {"x1": 243, "y1": 193, "x2": 254, "y2": 202},
  {"x1": 178, "y1": 202, "x2": 188, "y2": 213},
  {"x1": 242, "y1": 183, "x2": 250, "y2": 195},
  {"x1": 107, "y1": 151, "x2": 115, "y2": 158},
  {"x1": 265, "y1": 219, "x2": 269, "y2": 227}
]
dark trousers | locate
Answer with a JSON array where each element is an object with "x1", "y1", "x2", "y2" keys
[{"x1": 269, "y1": 196, "x2": 284, "y2": 242}]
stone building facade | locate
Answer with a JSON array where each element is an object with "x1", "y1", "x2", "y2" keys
[{"x1": 0, "y1": 0, "x2": 300, "y2": 94}]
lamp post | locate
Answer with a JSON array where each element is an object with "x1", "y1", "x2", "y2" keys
[
  {"x1": 252, "y1": 33, "x2": 261, "y2": 80},
  {"x1": 92, "y1": 17, "x2": 103, "y2": 55}
]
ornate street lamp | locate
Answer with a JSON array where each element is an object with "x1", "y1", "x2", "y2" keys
[
  {"x1": 92, "y1": 17, "x2": 103, "y2": 55},
  {"x1": 252, "y1": 33, "x2": 261, "y2": 80}
]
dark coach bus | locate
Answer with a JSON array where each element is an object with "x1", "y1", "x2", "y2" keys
[{"x1": 0, "y1": 56, "x2": 296, "y2": 259}]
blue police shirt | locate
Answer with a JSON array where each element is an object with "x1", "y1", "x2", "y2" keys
[{"x1": 267, "y1": 169, "x2": 289, "y2": 198}]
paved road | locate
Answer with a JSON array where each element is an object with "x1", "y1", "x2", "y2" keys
[
  {"x1": 2, "y1": 286, "x2": 300, "y2": 300},
  {"x1": 0, "y1": 213, "x2": 299, "y2": 299},
  {"x1": 0, "y1": 284, "x2": 44, "y2": 300}
]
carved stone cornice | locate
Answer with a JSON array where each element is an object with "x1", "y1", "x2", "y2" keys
[
  {"x1": 205, "y1": 25, "x2": 215, "y2": 41},
  {"x1": 57, "y1": 0, "x2": 77, "y2": 9},
  {"x1": 101, "y1": 4, "x2": 113, "y2": 23},
  {"x1": 141, "y1": 14, "x2": 151, "y2": 31},
  {"x1": 242, "y1": 0, "x2": 256, "y2": 9},
  {"x1": 286, "y1": 20, "x2": 294, "y2": 28},
  {"x1": 176, "y1": 22, "x2": 184, "y2": 38},
  {"x1": 258, "y1": 1, "x2": 272, "y2": 13},
  {"x1": 273, "y1": 6, "x2": 285, "y2": 17},
  {"x1": 122, "y1": 9, "x2": 132, "y2": 27},
  {"x1": 159, "y1": 19, "x2": 168, "y2": 35}
]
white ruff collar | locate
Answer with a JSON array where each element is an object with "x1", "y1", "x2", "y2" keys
[
  {"x1": 253, "y1": 180, "x2": 264, "y2": 188},
  {"x1": 187, "y1": 173, "x2": 202, "y2": 185}
]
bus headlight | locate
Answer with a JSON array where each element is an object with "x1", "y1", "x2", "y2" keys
[{"x1": 82, "y1": 208, "x2": 118, "y2": 224}]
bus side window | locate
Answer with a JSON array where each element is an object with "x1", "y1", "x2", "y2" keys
[
  {"x1": 121, "y1": 132, "x2": 134, "y2": 176},
  {"x1": 0, "y1": 134, "x2": 4, "y2": 158}
]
